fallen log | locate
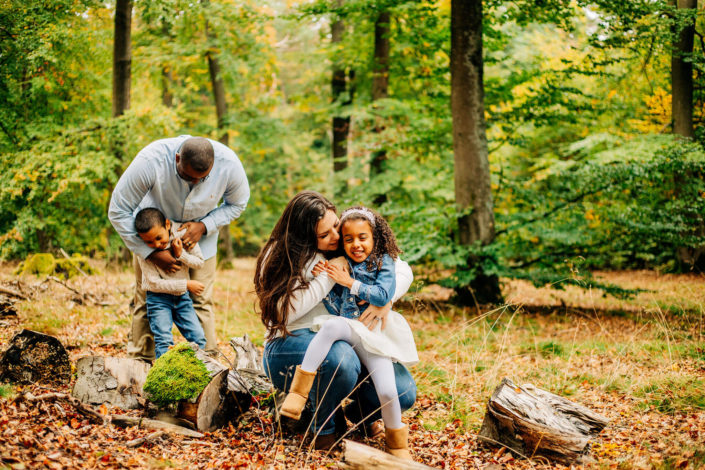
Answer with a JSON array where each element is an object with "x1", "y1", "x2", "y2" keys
[
  {"x1": 0, "y1": 329, "x2": 71, "y2": 385},
  {"x1": 72, "y1": 356, "x2": 151, "y2": 409},
  {"x1": 1, "y1": 295, "x2": 17, "y2": 317},
  {"x1": 478, "y1": 377, "x2": 608, "y2": 465},
  {"x1": 0, "y1": 285, "x2": 28, "y2": 300},
  {"x1": 109, "y1": 415, "x2": 203, "y2": 437},
  {"x1": 338, "y1": 439, "x2": 435, "y2": 469},
  {"x1": 126, "y1": 430, "x2": 166, "y2": 448},
  {"x1": 228, "y1": 334, "x2": 270, "y2": 396}
]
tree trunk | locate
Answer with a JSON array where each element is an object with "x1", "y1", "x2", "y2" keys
[
  {"x1": 205, "y1": 18, "x2": 235, "y2": 265},
  {"x1": 331, "y1": 0, "x2": 352, "y2": 192},
  {"x1": 0, "y1": 330, "x2": 70, "y2": 386},
  {"x1": 671, "y1": 0, "x2": 697, "y2": 139},
  {"x1": 450, "y1": 0, "x2": 502, "y2": 305},
  {"x1": 371, "y1": 10, "x2": 391, "y2": 205},
  {"x1": 112, "y1": 0, "x2": 132, "y2": 117},
  {"x1": 72, "y1": 356, "x2": 151, "y2": 409}
]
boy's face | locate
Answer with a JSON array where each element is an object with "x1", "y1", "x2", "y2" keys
[
  {"x1": 341, "y1": 218, "x2": 374, "y2": 263},
  {"x1": 138, "y1": 219, "x2": 171, "y2": 250}
]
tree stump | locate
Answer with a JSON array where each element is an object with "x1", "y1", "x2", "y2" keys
[
  {"x1": 72, "y1": 356, "x2": 151, "y2": 409},
  {"x1": 0, "y1": 329, "x2": 70, "y2": 385},
  {"x1": 478, "y1": 378, "x2": 609, "y2": 465},
  {"x1": 174, "y1": 345, "x2": 252, "y2": 432},
  {"x1": 228, "y1": 334, "x2": 270, "y2": 396}
]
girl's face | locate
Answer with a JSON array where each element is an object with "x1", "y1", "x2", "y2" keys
[
  {"x1": 315, "y1": 209, "x2": 340, "y2": 252},
  {"x1": 341, "y1": 219, "x2": 374, "y2": 263}
]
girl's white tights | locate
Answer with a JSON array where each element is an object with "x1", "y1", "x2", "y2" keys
[{"x1": 301, "y1": 316, "x2": 403, "y2": 429}]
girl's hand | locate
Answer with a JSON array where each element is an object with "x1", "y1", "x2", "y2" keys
[
  {"x1": 187, "y1": 280, "x2": 205, "y2": 296},
  {"x1": 359, "y1": 302, "x2": 391, "y2": 331},
  {"x1": 171, "y1": 238, "x2": 183, "y2": 258},
  {"x1": 312, "y1": 260, "x2": 327, "y2": 276},
  {"x1": 324, "y1": 263, "x2": 354, "y2": 288}
]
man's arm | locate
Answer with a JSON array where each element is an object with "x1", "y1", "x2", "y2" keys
[
  {"x1": 198, "y1": 156, "x2": 250, "y2": 236},
  {"x1": 108, "y1": 157, "x2": 157, "y2": 260}
]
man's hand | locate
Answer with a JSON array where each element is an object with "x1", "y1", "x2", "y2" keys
[
  {"x1": 187, "y1": 280, "x2": 205, "y2": 296},
  {"x1": 180, "y1": 221, "x2": 207, "y2": 251},
  {"x1": 171, "y1": 238, "x2": 183, "y2": 258},
  {"x1": 359, "y1": 302, "x2": 391, "y2": 331},
  {"x1": 147, "y1": 249, "x2": 181, "y2": 273}
]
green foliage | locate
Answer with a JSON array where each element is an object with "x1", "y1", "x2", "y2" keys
[
  {"x1": 0, "y1": 384, "x2": 16, "y2": 399},
  {"x1": 14, "y1": 252, "x2": 95, "y2": 278},
  {"x1": 143, "y1": 343, "x2": 211, "y2": 409}
]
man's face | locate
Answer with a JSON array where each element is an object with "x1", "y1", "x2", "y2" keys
[{"x1": 175, "y1": 154, "x2": 212, "y2": 184}]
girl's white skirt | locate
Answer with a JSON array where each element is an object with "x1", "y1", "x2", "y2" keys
[{"x1": 311, "y1": 311, "x2": 419, "y2": 367}]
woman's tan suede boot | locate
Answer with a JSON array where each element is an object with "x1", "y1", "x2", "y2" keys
[
  {"x1": 280, "y1": 366, "x2": 316, "y2": 420},
  {"x1": 385, "y1": 424, "x2": 412, "y2": 460}
]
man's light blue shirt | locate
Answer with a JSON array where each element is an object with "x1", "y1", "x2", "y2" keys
[{"x1": 108, "y1": 135, "x2": 250, "y2": 260}]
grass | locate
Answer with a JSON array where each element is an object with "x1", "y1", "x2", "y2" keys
[{"x1": 1, "y1": 258, "x2": 704, "y2": 468}]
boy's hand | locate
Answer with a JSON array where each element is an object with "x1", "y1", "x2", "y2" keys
[
  {"x1": 171, "y1": 238, "x2": 183, "y2": 258},
  {"x1": 187, "y1": 280, "x2": 205, "y2": 296},
  {"x1": 324, "y1": 263, "x2": 354, "y2": 288},
  {"x1": 147, "y1": 250, "x2": 181, "y2": 273},
  {"x1": 180, "y1": 221, "x2": 206, "y2": 251}
]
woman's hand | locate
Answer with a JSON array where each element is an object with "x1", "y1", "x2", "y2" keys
[{"x1": 359, "y1": 302, "x2": 391, "y2": 331}]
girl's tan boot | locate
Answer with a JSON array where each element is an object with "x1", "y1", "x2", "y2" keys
[
  {"x1": 385, "y1": 424, "x2": 412, "y2": 460},
  {"x1": 280, "y1": 366, "x2": 316, "y2": 420}
]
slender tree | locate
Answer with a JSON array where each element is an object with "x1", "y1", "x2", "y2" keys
[
  {"x1": 113, "y1": 0, "x2": 133, "y2": 117},
  {"x1": 331, "y1": 0, "x2": 352, "y2": 192},
  {"x1": 371, "y1": 10, "x2": 390, "y2": 187},
  {"x1": 205, "y1": 15, "x2": 235, "y2": 263},
  {"x1": 450, "y1": 0, "x2": 502, "y2": 304},
  {"x1": 671, "y1": 0, "x2": 698, "y2": 138}
]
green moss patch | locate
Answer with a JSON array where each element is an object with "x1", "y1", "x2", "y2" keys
[
  {"x1": 143, "y1": 343, "x2": 211, "y2": 408},
  {"x1": 15, "y1": 253, "x2": 96, "y2": 279}
]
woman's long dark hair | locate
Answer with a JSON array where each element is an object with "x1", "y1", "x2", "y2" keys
[{"x1": 254, "y1": 191, "x2": 336, "y2": 339}]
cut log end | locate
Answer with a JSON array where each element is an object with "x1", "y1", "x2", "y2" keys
[{"x1": 0, "y1": 329, "x2": 71, "y2": 386}]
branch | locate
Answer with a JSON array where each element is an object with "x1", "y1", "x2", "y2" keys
[
  {"x1": 0, "y1": 285, "x2": 28, "y2": 300},
  {"x1": 126, "y1": 430, "x2": 166, "y2": 448}
]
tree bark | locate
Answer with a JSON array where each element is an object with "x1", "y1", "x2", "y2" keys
[
  {"x1": 72, "y1": 356, "x2": 151, "y2": 409},
  {"x1": 478, "y1": 378, "x2": 608, "y2": 464},
  {"x1": 371, "y1": 10, "x2": 391, "y2": 205},
  {"x1": 671, "y1": 0, "x2": 697, "y2": 139},
  {"x1": 112, "y1": 0, "x2": 132, "y2": 117},
  {"x1": 450, "y1": 0, "x2": 501, "y2": 304}
]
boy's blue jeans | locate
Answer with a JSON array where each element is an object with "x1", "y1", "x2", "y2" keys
[
  {"x1": 145, "y1": 291, "x2": 207, "y2": 358},
  {"x1": 263, "y1": 328, "x2": 417, "y2": 436}
]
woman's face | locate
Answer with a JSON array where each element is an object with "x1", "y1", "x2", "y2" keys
[{"x1": 315, "y1": 209, "x2": 340, "y2": 252}]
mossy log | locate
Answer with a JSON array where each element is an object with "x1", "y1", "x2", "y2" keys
[
  {"x1": 72, "y1": 356, "x2": 151, "y2": 409},
  {"x1": 0, "y1": 329, "x2": 70, "y2": 386},
  {"x1": 478, "y1": 378, "x2": 608, "y2": 465}
]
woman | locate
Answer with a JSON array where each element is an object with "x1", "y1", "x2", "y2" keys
[{"x1": 254, "y1": 191, "x2": 416, "y2": 450}]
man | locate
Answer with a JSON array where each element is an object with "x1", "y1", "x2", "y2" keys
[{"x1": 109, "y1": 136, "x2": 249, "y2": 361}]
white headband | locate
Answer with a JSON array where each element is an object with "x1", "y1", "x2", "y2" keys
[{"x1": 340, "y1": 207, "x2": 376, "y2": 227}]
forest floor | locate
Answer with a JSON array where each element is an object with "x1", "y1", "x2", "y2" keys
[{"x1": 1, "y1": 258, "x2": 704, "y2": 469}]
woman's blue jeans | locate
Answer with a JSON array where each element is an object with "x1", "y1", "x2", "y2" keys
[
  {"x1": 145, "y1": 291, "x2": 207, "y2": 358},
  {"x1": 263, "y1": 328, "x2": 417, "y2": 436}
]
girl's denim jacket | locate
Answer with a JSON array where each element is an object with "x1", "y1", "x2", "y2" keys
[{"x1": 323, "y1": 254, "x2": 396, "y2": 319}]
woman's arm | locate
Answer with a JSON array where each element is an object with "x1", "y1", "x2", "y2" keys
[{"x1": 284, "y1": 254, "x2": 336, "y2": 325}]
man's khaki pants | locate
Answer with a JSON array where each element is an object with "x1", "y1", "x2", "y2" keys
[{"x1": 127, "y1": 254, "x2": 218, "y2": 361}]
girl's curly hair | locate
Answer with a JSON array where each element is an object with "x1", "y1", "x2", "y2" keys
[{"x1": 339, "y1": 206, "x2": 402, "y2": 271}]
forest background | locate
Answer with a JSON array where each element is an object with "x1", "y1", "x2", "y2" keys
[{"x1": 1, "y1": 0, "x2": 704, "y2": 297}]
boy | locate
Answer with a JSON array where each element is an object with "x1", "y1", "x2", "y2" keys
[{"x1": 134, "y1": 207, "x2": 207, "y2": 358}]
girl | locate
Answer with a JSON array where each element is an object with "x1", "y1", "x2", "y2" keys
[{"x1": 279, "y1": 206, "x2": 418, "y2": 460}]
